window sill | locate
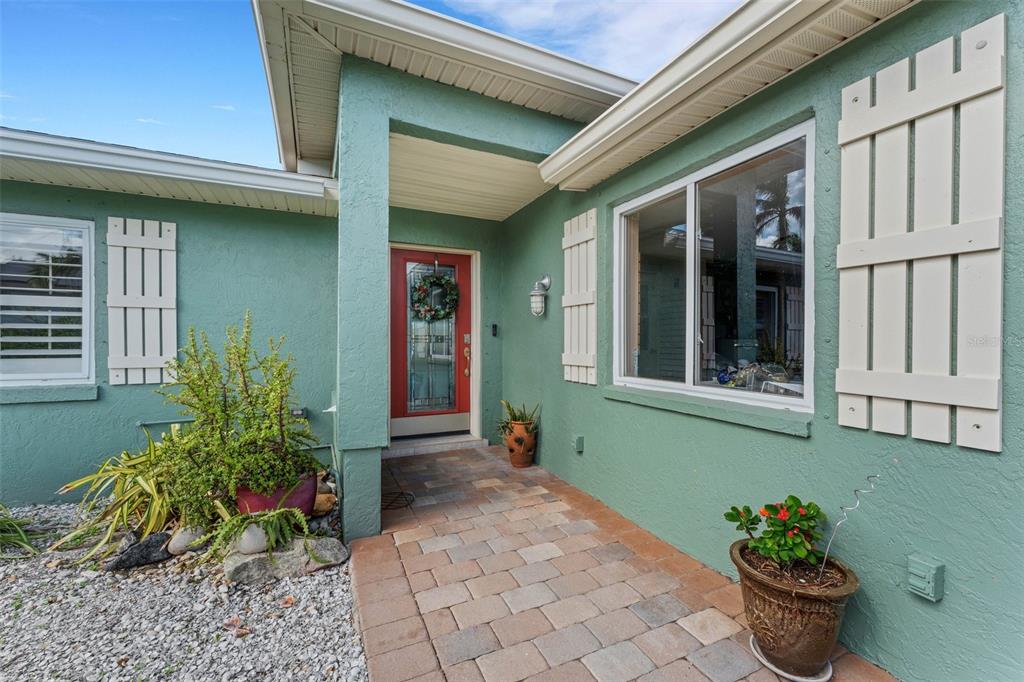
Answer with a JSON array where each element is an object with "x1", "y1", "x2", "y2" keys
[
  {"x1": 602, "y1": 384, "x2": 811, "y2": 437},
  {"x1": 0, "y1": 384, "x2": 99, "y2": 405}
]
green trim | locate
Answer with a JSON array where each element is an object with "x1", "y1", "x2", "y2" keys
[
  {"x1": 389, "y1": 120, "x2": 548, "y2": 162},
  {"x1": 601, "y1": 385, "x2": 811, "y2": 437},
  {"x1": 0, "y1": 384, "x2": 99, "y2": 405}
]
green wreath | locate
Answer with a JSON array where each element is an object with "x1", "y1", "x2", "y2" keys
[{"x1": 411, "y1": 273, "x2": 459, "y2": 321}]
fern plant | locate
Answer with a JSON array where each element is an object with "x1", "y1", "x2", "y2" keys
[{"x1": 198, "y1": 507, "x2": 309, "y2": 563}]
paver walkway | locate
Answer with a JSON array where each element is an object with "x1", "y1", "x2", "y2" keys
[{"x1": 349, "y1": 446, "x2": 896, "y2": 682}]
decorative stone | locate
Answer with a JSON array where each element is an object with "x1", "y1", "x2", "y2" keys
[
  {"x1": 223, "y1": 537, "x2": 349, "y2": 584},
  {"x1": 105, "y1": 532, "x2": 172, "y2": 571},
  {"x1": 234, "y1": 525, "x2": 268, "y2": 554},
  {"x1": 167, "y1": 527, "x2": 205, "y2": 555},
  {"x1": 313, "y1": 492, "x2": 337, "y2": 516}
]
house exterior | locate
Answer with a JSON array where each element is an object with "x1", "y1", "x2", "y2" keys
[{"x1": 1, "y1": 0, "x2": 1020, "y2": 679}]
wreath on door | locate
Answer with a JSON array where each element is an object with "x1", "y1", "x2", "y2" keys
[{"x1": 411, "y1": 273, "x2": 459, "y2": 321}]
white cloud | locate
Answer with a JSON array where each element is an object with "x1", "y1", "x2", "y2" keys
[
  {"x1": 211, "y1": 104, "x2": 236, "y2": 111},
  {"x1": 0, "y1": 91, "x2": 15, "y2": 100},
  {"x1": 135, "y1": 117, "x2": 166, "y2": 125},
  {"x1": 433, "y1": 0, "x2": 742, "y2": 81}
]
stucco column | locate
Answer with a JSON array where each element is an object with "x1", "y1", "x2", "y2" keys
[{"x1": 335, "y1": 76, "x2": 389, "y2": 541}]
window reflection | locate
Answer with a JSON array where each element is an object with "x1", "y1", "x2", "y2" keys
[
  {"x1": 697, "y1": 139, "x2": 805, "y2": 397},
  {"x1": 624, "y1": 191, "x2": 687, "y2": 382}
]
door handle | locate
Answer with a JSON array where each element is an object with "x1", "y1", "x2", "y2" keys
[{"x1": 463, "y1": 346, "x2": 471, "y2": 376}]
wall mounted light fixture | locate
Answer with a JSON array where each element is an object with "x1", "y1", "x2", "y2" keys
[{"x1": 530, "y1": 274, "x2": 551, "y2": 317}]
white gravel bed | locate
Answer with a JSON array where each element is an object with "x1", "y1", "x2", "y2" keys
[{"x1": 0, "y1": 505, "x2": 368, "y2": 681}]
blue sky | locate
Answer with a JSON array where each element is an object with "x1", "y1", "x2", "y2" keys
[{"x1": 0, "y1": 0, "x2": 738, "y2": 170}]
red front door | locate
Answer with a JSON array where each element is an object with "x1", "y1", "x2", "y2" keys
[{"x1": 390, "y1": 249, "x2": 472, "y2": 437}]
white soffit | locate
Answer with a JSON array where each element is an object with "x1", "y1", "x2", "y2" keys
[
  {"x1": 253, "y1": 0, "x2": 636, "y2": 172},
  {"x1": 0, "y1": 128, "x2": 339, "y2": 217},
  {"x1": 389, "y1": 133, "x2": 550, "y2": 221},
  {"x1": 540, "y1": 0, "x2": 917, "y2": 191}
]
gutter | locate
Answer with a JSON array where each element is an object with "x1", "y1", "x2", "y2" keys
[
  {"x1": 0, "y1": 127, "x2": 336, "y2": 199},
  {"x1": 538, "y1": 0, "x2": 827, "y2": 189}
]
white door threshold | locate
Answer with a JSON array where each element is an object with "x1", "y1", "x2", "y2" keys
[{"x1": 382, "y1": 433, "x2": 489, "y2": 460}]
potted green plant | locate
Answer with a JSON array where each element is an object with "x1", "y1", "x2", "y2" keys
[
  {"x1": 498, "y1": 400, "x2": 539, "y2": 468},
  {"x1": 724, "y1": 497, "x2": 859, "y2": 679},
  {"x1": 162, "y1": 313, "x2": 319, "y2": 518}
]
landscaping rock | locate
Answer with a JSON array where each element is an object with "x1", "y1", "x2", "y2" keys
[
  {"x1": 306, "y1": 536, "x2": 349, "y2": 566},
  {"x1": 313, "y1": 492, "x2": 337, "y2": 516},
  {"x1": 2, "y1": 503, "x2": 368, "y2": 681},
  {"x1": 167, "y1": 527, "x2": 205, "y2": 555},
  {"x1": 223, "y1": 537, "x2": 349, "y2": 584},
  {"x1": 104, "y1": 532, "x2": 172, "y2": 571},
  {"x1": 234, "y1": 524, "x2": 268, "y2": 554}
]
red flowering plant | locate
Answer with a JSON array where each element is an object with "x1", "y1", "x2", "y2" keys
[{"x1": 724, "y1": 495, "x2": 826, "y2": 565}]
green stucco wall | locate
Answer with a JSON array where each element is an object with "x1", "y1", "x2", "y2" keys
[
  {"x1": 334, "y1": 56, "x2": 580, "y2": 538},
  {"x1": 498, "y1": 2, "x2": 1023, "y2": 680},
  {"x1": 0, "y1": 181, "x2": 339, "y2": 504}
]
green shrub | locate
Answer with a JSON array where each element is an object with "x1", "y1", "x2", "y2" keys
[{"x1": 160, "y1": 312, "x2": 318, "y2": 525}]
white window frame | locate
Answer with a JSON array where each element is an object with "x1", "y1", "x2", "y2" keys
[
  {"x1": 0, "y1": 212, "x2": 96, "y2": 387},
  {"x1": 612, "y1": 120, "x2": 815, "y2": 413}
]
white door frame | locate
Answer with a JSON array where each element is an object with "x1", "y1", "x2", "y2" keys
[{"x1": 388, "y1": 243, "x2": 482, "y2": 441}]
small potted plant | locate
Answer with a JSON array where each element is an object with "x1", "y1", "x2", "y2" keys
[
  {"x1": 163, "y1": 313, "x2": 320, "y2": 518},
  {"x1": 497, "y1": 400, "x2": 539, "y2": 468},
  {"x1": 724, "y1": 496, "x2": 859, "y2": 679}
]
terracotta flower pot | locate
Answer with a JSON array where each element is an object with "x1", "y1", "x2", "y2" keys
[
  {"x1": 505, "y1": 421, "x2": 537, "y2": 468},
  {"x1": 730, "y1": 539, "x2": 859, "y2": 677},
  {"x1": 236, "y1": 473, "x2": 317, "y2": 517}
]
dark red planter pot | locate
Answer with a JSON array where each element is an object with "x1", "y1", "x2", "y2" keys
[{"x1": 235, "y1": 473, "x2": 317, "y2": 517}]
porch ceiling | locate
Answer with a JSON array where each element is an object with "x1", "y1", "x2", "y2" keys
[
  {"x1": 389, "y1": 133, "x2": 550, "y2": 221},
  {"x1": 252, "y1": 0, "x2": 636, "y2": 173}
]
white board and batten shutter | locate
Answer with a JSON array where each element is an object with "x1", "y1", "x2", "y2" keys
[
  {"x1": 107, "y1": 217, "x2": 177, "y2": 384},
  {"x1": 835, "y1": 14, "x2": 1005, "y2": 452},
  {"x1": 562, "y1": 208, "x2": 597, "y2": 385}
]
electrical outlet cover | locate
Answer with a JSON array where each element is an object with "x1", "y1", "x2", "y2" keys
[{"x1": 907, "y1": 554, "x2": 944, "y2": 602}]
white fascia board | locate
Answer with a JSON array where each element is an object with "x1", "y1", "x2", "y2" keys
[
  {"x1": 252, "y1": 0, "x2": 300, "y2": 172},
  {"x1": 0, "y1": 128, "x2": 336, "y2": 199},
  {"x1": 538, "y1": 0, "x2": 828, "y2": 188},
  {"x1": 301, "y1": 0, "x2": 637, "y2": 104}
]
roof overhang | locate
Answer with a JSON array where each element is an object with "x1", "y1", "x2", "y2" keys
[
  {"x1": 0, "y1": 128, "x2": 339, "y2": 216},
  {"x1": 539, "y1": 0, "x2": 917, "y2": 191},
  {"x1": 252, "y1": 0, "x2": 636, "y2": 172}
]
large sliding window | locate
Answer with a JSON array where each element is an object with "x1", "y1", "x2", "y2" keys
[{"x1": 614, "y1": 122, "x2": 813, "y2": 410}]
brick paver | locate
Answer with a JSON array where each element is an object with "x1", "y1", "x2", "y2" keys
[{"x1": 350, "y1": 446, "x2": 896, "y2": 682}]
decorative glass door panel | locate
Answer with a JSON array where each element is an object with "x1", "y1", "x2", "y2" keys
[
  {"x1": 390, "y1": 249, "x2": 471, "y2": 437},
  {"x1": 407, "y1": 262, "x2": 456, "y2": 413}
]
